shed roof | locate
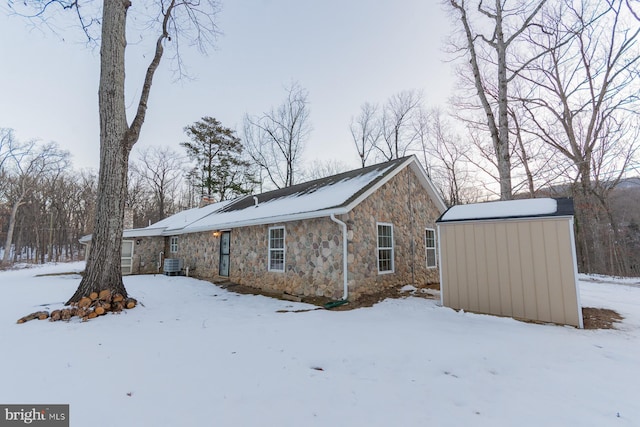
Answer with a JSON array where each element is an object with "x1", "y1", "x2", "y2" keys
[{"x1": 437, "y1": 197, "x2": 574, "y2": 223}]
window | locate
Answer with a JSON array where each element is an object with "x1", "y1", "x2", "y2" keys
[
  {"x1": 169, "y1": 236, "x2": 178, "y2": 253},
  {"x1": 268, "y1": 227, "x2": 285, "y2": 272},
  {"x1": 377, "y1": 223, "x2": 394, "y2": 273},
  {"x1": 425, "y1": 228, "x2": 437, "y2": 268}
]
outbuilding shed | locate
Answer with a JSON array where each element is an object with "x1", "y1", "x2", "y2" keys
[{"x1": 437, "y1": 198, "x2": 583, "y2": 328}]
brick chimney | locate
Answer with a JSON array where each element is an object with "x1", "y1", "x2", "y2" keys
[
  {"x1": 123, "y1": 207, "x2": 134, "y2": 230},
  {"x1": 199, "y1": 194, "x2": 217, "y2": 208}
]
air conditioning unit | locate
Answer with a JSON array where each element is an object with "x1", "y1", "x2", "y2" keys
[{"x1": 163, "y1": 258, "x2": 183, "y2": 276}]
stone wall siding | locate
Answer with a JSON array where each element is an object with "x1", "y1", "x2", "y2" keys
[
  {"x1": 130, "y1": 166, "x2": 442, "y2": 300},
  {"x1": 229, "y1": 217, "x2": 345, "y2": 298},
  {"x1": 343, "y1": 167, "x2": 442, "y2": 299},
  {"x1": 129, "y1": 236, "x2": 164, "y2": 275},
  {"x1": 159, "y1": 218, "x2": 344, "y2": 298},
  {"x1": 165, "y1": 231, "x2": 221, "y2": 278}
]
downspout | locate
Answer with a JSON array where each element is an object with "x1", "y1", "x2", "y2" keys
[
  {"x1": 158, "y1": 251, "x2": 164, "y2": 273},
  {"x1": 330, "y1": 214, "x2": 349, "y2": 301},
  {"x1": 437, "y1": 225, "x2": 444, "y2": 307},
  {"x1": 407, "y1": 167, "x2": 416, "y2": 285}
]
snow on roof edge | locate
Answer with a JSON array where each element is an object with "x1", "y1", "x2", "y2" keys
[
  {"x1": 438, "y1": 198, "x2": 565, "y2": 222},
  {"x1": 165, "y1": 207, "x2": 351, "y2": 236}
]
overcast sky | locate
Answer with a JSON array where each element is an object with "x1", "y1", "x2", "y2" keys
[{"x1": 0, "y1": 1, "x2": 455, "y2": 171}]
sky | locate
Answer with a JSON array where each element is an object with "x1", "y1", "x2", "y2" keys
[{"x1": 0, "y1": 1, "x2": 455, "y2": 172}]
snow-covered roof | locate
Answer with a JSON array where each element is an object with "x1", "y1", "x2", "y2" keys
[
  {"x1": 178, "y1": 158, "x2": 408, "y2": 233},
  {"x1": 156, "y1": 200, "x2": 232, "y2": 233},
  {"x1": 123, "y1": 227, "x2": 165, "y2": 238},
  {"x1": 80, "y1": 156, "x2": 446, "y2": 243},
  {"x1": 157, "y1": 156, "x2": 447, "y2": 235},
  {"x1": 437, "y1": 198, "x2": 574, "y2": 223},
  {"x1": 78, "y1": 200, "x2": 233, "y2": 244},
  {"x1": 171, "y1": 156, "x2": 445, "y2": 234}
]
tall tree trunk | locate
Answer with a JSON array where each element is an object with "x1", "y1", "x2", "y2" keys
[
  {"x1": 67, "y1": 0, "x2": 172, "y2": 303},
  {"x1": 495, "y1": 3, "x2": 512, "y2": 200},
  {"x1": 448, "y1": 0, "x2": 546, "y2": 201},
  {"x1": 68, "y1": 1, "x2": 130, "y2": 303},
  {"x1": 2, "y1": 200, "x2": 22, "y2": 265}
]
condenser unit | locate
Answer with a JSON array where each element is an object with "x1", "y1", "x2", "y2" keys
[{"x1": 163, "y1": 258, "x2": 183, "y2": 276}]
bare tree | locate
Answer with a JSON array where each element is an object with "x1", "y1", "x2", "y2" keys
[
  {"x1": 0, "y1": 128, "x2": 15, "y2": 170},
  {"x1": 131, "y1": 146, "x2": 183, "y2": 223},
  {"x1": 411, "y1": 107, "x2": 433, "y2": 176},
  {"x1": 506, "y1": 97, "x2": 564, "y2": 197},
  {"x1": 126, "y1": 167, "x2": 151, "y2": 228},
  {"x1": 244, "y1": 82, "x2": 311, "y2": 189},
  {"x1": 350, "y1": 90, "x2": 424, "y2": 164},
  {"x1": 378, "y1": 90, "x2": 423, "y2": 161},
  {"x1": 299, "y1": 159, "x2": 351, "y2": 182},
  {"x1": 13, "y1": 168, "x2": 98, "y2": 263},
  {"x1": 1, "y1": 146, "x2": 98, "y2": 265},
  {"x1": 627, "y1": 0, "x2": 640, "y2": 20},
  {"x1": 420, "y1": 109, "x2": 481, "y2": 206},
  {"x1": 11, "y1": 0, "x2": 220, "y2": 302},
  {"x1": 446, "y1": 0, "x2": 547, "y2": 200},
  {"x1": 0, "y1": 129, "x2": 18, "y2": 201},
  {"x1": 519, "y1": 0, "x2": 640, "y2": 274},
  {"x1": 0, "y1": 129, "x2": 22, "y2": 262},
  {"x1": 350, "y1": 102, "x2": 381, "y2": 167},
  {"x1": 68, "y1": 170, "x2": 98, "y2": 257},
  {"x1": 2, "y1": 141, "x2": 69, "y2": 265}
]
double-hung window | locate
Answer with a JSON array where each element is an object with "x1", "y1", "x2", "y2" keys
[
  {"x1": 169, "y1": 236, "x2": 178, "y2": 253},
  {"x1": 377, "y1": 223, "x2": 394, "y2": 273},
  {"x1": 268, "y1": 226, "x2": 285, "y2": 272},
  {"x1": 425, "y1": 228, "x2": 437, "y2": 268}
]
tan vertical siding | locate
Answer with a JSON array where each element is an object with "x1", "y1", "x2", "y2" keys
[
  {"x1": 495, "y1": 224, "x2": 512, "y2": 317},
  {"x1": 438, "y1": 217, "x2": 582, "y2": 328},
  {"x1": 506, "y1": 222, "x2": 526, "y2": 319},
  {"x1": 474, "y1": 225, "x2": 490, "y2": 314}
]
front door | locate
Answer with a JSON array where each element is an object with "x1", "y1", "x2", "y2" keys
[
  {"x1": 219, "y1": 231, "x2": 230, "y2": 277},
  {"x1": 121, "y1": 240, "x2": 134, "y2": 275}
]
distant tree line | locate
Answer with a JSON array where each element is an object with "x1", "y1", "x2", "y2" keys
[{"x1": 0, "y1": 128, "x2": 94, "y2": 265}]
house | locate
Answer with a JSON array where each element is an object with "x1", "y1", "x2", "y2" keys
[
  {"x1": 103, "y1": 155, "x2": 447, "y2": 301},
  {"x1": 437, "y1": 197, "x2": 583, "y2": 328}
]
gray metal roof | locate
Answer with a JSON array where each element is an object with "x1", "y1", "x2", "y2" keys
[
  {"x1": 81, "y1": 155, "x2": 446, "y2": 243},
  {"x1": 218, "y1": 156, "x2": 413, "y2": 214}
]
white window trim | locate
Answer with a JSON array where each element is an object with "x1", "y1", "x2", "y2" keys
[
  {"x1": 425, "y1": 228, "x2": 437, "y2": 268},
  {"x1": 169, "y1": 236, "x2": 178, "y2": 254},
  {"x1": 268, "y1": 226, "x2": 286, "y2": 272},
  {"x1": 376, "y1": 222, "x2": 394, "y2": 274}
]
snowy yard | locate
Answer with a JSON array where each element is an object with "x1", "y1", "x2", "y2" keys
[{"x1": 1, "y1": 262, "x2": 639, "y2": 427}]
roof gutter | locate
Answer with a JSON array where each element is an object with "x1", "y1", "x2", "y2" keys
[{"x1": 330, "y1": 214, "x2": 348, "y2": 301}]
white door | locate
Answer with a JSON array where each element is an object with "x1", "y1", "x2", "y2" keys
[{"x1": 121, "y1": 240, "x2": 134, "y2": 275}]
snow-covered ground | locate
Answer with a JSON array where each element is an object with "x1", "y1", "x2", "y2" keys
[{"x1": 1, "y1": 262, "x2": 639, "y2": 427}]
